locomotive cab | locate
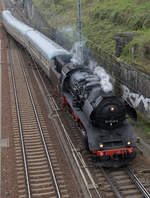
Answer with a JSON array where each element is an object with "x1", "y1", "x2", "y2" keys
[{"x1": 54, "y1": 54, "x2": 72, "y2": 73}]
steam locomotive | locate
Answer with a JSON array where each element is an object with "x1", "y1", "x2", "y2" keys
[{"x1": 2, "y1": 10, "x2": 137, "y2": 167}]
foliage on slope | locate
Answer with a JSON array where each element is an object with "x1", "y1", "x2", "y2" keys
[{"x1": 32, "y1": 0, "x2": 150, "y2": 69}]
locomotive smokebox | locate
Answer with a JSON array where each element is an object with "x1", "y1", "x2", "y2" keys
[{"x1": 90, "y1": 96, "x2": 126, "y2": 129}]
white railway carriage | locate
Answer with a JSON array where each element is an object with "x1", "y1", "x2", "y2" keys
[
  {"x1": 2, "y1": 10, "x2": 71, "y2": 80},
  {"x1": 2, "y1": 10, "x2": 32, "y2": 47}
]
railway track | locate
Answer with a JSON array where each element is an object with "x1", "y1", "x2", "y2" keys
[
  {"x1": 6, "y1": 34, "x2": 150, "y2": 198},
  {"x1": 8, "y1": 37, "x2": 75, "y2": 198},
  {"x1": 102, "y1": 167, "x2": 150, "y2": 198},
  {"x1": 22, "y1": 48, "x2": 113, "y2": 198}
]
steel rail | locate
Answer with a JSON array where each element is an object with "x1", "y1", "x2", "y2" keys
[
  {"x1": 8, "y1": 37, "x2": 32, "y2": 198},
  {"x1": 29, "y1": 59, "x2": 103, "y2": 198},
  {"x1": 125, "y1": 167, "x2": 150, "y2": 198},
  {"x1": 52, "y1": 107, "x2": 102, "y2": 198},
  {"x1": 23, "y1": 49, "x2": 102, "y2": 197},
  {"x1": 101, "y1": 169, "x2": 123, "y2": 198},
  {"x1": 17, "y1": 48, "x2": 62, "y2": 198}
]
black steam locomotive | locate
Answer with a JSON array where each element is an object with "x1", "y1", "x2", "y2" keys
[
  {"x1": 2, "y1": 10, "x2": 137, "y2": 167},
  {"x1": 59, "y1": 62, "x2": 137, "y2": 167}
]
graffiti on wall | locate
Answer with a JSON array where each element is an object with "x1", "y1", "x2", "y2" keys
[{"x1": 122, "y1": 85, "x2": 150, "y2": 111}]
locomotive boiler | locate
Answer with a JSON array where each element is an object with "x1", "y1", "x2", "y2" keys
[{"x1": 2, "y1": 10, "x2": 137, "y2": 167}]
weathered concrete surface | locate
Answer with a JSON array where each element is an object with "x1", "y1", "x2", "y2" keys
[{"x1": 114, "y1": 32, "x2": 140, "y2": 57}]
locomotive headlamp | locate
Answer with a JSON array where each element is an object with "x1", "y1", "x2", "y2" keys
[
  {"x1": 99, "y1": 144, "x2": 104, "y2": 148},
  {"x1": 127, "y1": 141, "x2": 131, "y2": 146},
  {"x1": 110, "y1": 106, "x2": 115, "y2": 112}
]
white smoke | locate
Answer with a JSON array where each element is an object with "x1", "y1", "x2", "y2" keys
[
  {"x1": 88, "y1": 60, "x2": 113, "y2": 93},
  {"x1": 60, "y1": 26, "x2": 113, "y2": 93},
  {"x1": 70, "y1": 41, "x2": 84, "y2": 65},
  {"x1": 61, "y1": 26, "x2": 77, "y2": 40},
  {"x1": 59, "y1": 26, "x2": 87, "y2": 65}
]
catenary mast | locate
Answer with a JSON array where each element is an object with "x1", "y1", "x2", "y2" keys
[{"x1": 76, "y1": 0, "x2": 84, "y2": 64}]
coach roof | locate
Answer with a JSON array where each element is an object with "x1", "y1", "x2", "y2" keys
[
  {"x1": 26, "y1": 30, "x2": 71, "y2": 59},
  {"x1": 2, "y1": 10, "x2": 33, "y2": 35},
  {"x1": 2, "y1": 10, "x2": 71, "y2": 59}
]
